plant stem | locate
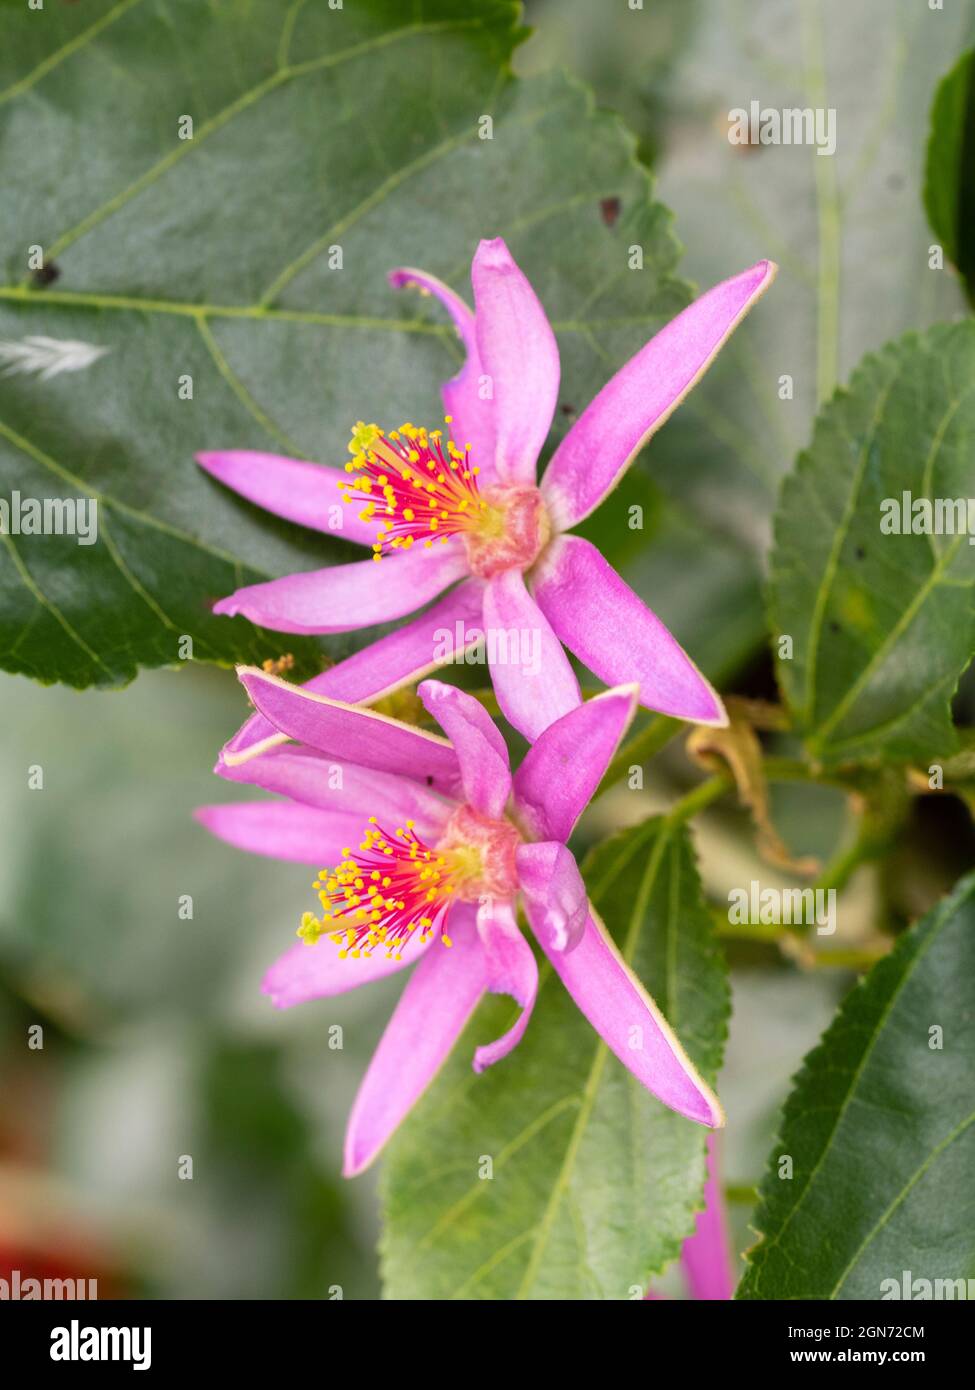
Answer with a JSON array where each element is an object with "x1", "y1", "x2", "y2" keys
[
  {"x1": 813, "y1": 835, "x2": 872, "y2": 895},
  {"x1": 724, "y1": 1184, "x2": 760, "y2": 1206},
  {"x1": 808, "y1": 946, "x2": 888, "y2": 971},
  {"x1": 666, "y1": 772, "x2": 733, "y2": 826}
]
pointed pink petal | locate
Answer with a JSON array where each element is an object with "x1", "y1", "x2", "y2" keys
[
  {"x1": 513, "y1": 685, "x2": 638, "y2": 842},
  {"x1": 195, "y1": 450, "x2": 377, "y2": 546},
  {"x1": 470, "y1": 238, "x2": 559, "y2": 484},
  {"x1": 222, "y1": 579, "x2": 485, "y2": 764},
  {"x1": 681, "y1": 1135, "x2": 735, "y2": 1299},
  {"x1": 212, "y1": 540, "x2": 468, "y2": 635},
  {"x1": 235, "y1": 667, "x2": 462, "y2": 796},
  {"x1": 540, "y1": 261, "x2": 777, "y2": 528},
  {"x1": 482, "y1": 568, "x2": 580, "y2": 741},
  {"x1": 536, "y1": 907, "x2": 724, "y2": 1128},
  {"x1": 215, "y1": 744, "x2": 452, "y2": 841},
  {"x1": 514, "y1": 841, "x2": 588, "y2": 952},
  {"x1": 532, "y1": 536, "x2": 726, "y2": 726},
  {"x1": 417, "y1": 679, "x2": 511, "y2": 818},
  {"x1": 388, "y1": 267, "x2": 497, "y2": 483},
  {"x1": 194, "y1": 800, "x2": 359, "y2": 865},
  {"x1": 343, "y1": 906, "x2": 488, "y2": 1175},
  {"x1": 263, "y1": 928, "x2": 433, "y2": 1008},
  {"x1": 472, "y1": 898, "x2": 537, "y2": 1072}
]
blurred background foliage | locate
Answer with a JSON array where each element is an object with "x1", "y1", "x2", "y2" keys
[{"x1": 2, "y1": 0, "x2": 974, "y2": 1298}]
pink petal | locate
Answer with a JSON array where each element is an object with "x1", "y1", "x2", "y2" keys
[
  {"x1": 388, "y1": 267, "x2": 498, "y2": 483},
  {"x1": 513, "y1": 685, "x2": 638, "y2": 842},
  {"x1": 681, "y1": 1135, "x2": 735, "y2": 1300},
  {"x1": 482, "y1": 567, "x2": 580, "y2": 742},
  {"x1": 222, "y1": 579, "x2": 486, "y2": 764},
  {"x1": 417, "y1": 678, "x2": 511, "y2": 818},
  {"x1": 235, "y1": 667, "x2": 462, "y2": 797},
  {"x1": 215, "y1": 744, "x2": 452, "y2": 841},
  {"x1": 536, "y1": 907, "x2": 724, "y2": 1128},
  {"x1": 472, "y1": 898, "x2": 537, "y2": 1073},
  {"x1": 212, "y1": 540, "x2": 468, "y2": 635},
  {"x1": 532, "y1": 536, "x2": 726, "y2": 726},
  {"x1": 196, "y1": 450, "x2": 376, "y2": 546},
  {"x1": 470, "y1": 238, "x2": 560, "y2": 484},
  {"x1": 343, "y1": 906, "x2": 488, "y2": 1175},
  {"x1": 540, "y1": 261, "x2": 778, "y2": 528},
  {"x1": 263, "y1": 928, "x2": 433, "y2": 1009},
  {"x1": 514, "y1": 841, "x2": 588, "y2": 952},
  {"x1": 194, "y1": 800, "x2": 359, "y2": 865}
]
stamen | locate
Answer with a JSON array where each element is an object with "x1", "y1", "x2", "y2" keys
[
  {"x1": 261, "y1": 652, "x2": 295, "y2": 677},
  {"x1": 338, "y1": 418, "x2": 496, "y2": 559},
  {"x1": 297, "y1": 816, "x2": 479, "y2": 960}
]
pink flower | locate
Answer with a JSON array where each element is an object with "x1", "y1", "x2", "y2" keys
[
  {"x1": 680, "y1": 1135, "x2": 736, "y2": 1300},
  {"x1": 198, "y1": 241, "x2": 776, "y2": 743},
  {"x1": 196, "y1": 670, "x2": 724, "y2": 1175}
]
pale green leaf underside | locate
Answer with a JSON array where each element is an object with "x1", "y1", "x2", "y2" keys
[
  {"x1": 379, "y1": 816, "x2": 729, "y2": 1301},
  {"x1": 740, "y1": 869, "x2": 975, "y2": 1299},
  {"x1": 650, "y1": 0, "x2": 972, "y2": 537}
]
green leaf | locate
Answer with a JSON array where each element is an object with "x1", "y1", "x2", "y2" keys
[
  {"x1": 924, "y1": 48, "x2": 975, "y2": 306},
  {"x1": 739, "y1": 869, "x2": 975, "y2": 1300},
  {"x1": 379, "y1": 815, "x2": 729, "y2": 1300},
  {"x1": 770, "y1": 322, "x2": 975, "y2": 765},
  {"x1": 0, "y1": 0, "x2": 698, "y2": 688}
]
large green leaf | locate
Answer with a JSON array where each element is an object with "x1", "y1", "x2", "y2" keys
[
  {"x1": 379, "y1": 816, "x2": 729, "y2": 1300},
  {"x1": 739, "y1": 869, "x2": 975, "y2": 1300},
  {"x1": 924, "y1": 48, "x2": 975, "y2": 306},
  {"x1": 770, "y1": 323, "x2": 975, "y2": 765},
  {"x1": 0, "y1": 0, "x2": 695, "y2": 687}
]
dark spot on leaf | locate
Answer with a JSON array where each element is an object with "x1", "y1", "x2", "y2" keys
[
  {"x1": 560, "y1": 403, "x2": 575, "y2": 417},
  {"x1": 855, "y1": 545, "x2": 866, "y2": 560},
  {"x1": 828, "y1": 620, "x2": 841, "y2": 634},
  {"x1": 600, "y1": 197, "x2": 621, "y2": 227},
  {"x1": 32, "y1": 262, "x2": 60, "y2": 287}
]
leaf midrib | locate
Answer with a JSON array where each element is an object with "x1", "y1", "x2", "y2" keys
[
  {"x1": 513, "y1": 822, "x2": 673, "y2": 1299},
  {"x1": 0, "y1": 286, "x2": 672, "y2": 337},
  {"x1": 0, "y1": 0, "x2": 147, "y2": 107}
]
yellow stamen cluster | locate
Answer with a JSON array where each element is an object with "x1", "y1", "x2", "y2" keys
[
  {"x1": 338, "y1": 417, "x2": 494, "y2": 560},
  {"x1": 297, "y1": 817, "x2": 472, "y2": 960}
]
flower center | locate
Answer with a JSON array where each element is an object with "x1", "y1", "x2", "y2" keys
[
  {"x1": 298, "y1": 805, "x2": 521, "y2": 960},
  {"x1": 463, "y1": 482, "x2": 550, "y2": 579},
  {"x1": 338, "y1": 420, "x2": 549, "y2": 577}
]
